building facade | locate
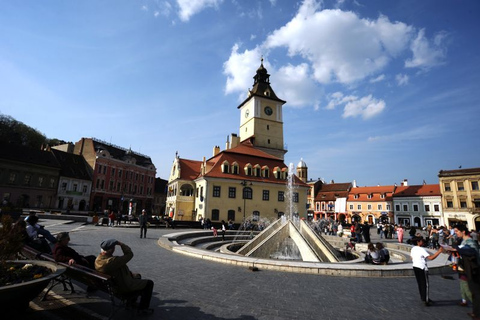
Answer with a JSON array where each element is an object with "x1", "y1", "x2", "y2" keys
[
  {"x1": 347, "y1": 185, "x2": 395, "y2": 224},
  {"x1": 73, "y1": 138, "x2": 156, "y2": 216},
  {"x1": 153, "y1": 177, "x2": 167, "y2": 216},
  {"x1": 392, "y1": 183, "x2": 442, "y2": 228},
  {"x1": 51, "y1": 148, "x2": 92, "y2": 213},
  {"x1": 311, "y1": 181, "x2": 351, "y2": 223},
  {"x1": 439, "y1": 167, "x2": 480, "y2": 229},
  {"x1": 0, "y1": 142, "x2": 60, "y2": 210},
  {"x1": 167, "y1": 61, "x2": 309, "y2": 223}
]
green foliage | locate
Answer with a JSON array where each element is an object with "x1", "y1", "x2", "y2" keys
[
  {"x1": 0, "y1": 114, "x2": 66, "y2": 148},
  {"x1": 0, "y1": 114, "x2": 46, "y2": 148}
]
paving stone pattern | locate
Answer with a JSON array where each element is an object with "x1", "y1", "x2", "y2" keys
[{"x1": 24, "y1": 221, "x2": 473, "y2": 320}]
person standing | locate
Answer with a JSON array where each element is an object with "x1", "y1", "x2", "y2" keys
[
  {"x1": 95, "y1": 239, "x2": 154, "y2": 314},
  {"x1": 397, "y1": 225, "x2": 405, "y2": 243},
  {"x1": 449, "y1": 225, "x2": 480, "y2": 319},
  {"x1": 410, "y1": 236, "x2": 443, "y2": 306},
  {"x1": 139, "y1": 210, "x2": 148, "y2": 239},
  {"x1": 108, "y1": 211, "x2": 116, "y2": 227},
  {"x1": 362, "y1": 223, "x2": 371, "y2": 243},
  {"x1": 221, "y1": 220, "x2": 226, "y2": 241}
]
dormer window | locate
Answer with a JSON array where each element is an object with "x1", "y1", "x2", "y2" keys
[
  {"x1": 254, "y1": 164, "x2": 261, "y2": 177},
  {"x1": 354, "y1": 194, "x2": 359, "y2": 199},
  {"x1": 262, "y1": 166, "x2": 270, "y2": 178},
  {"x1": 232, "y1": 162, "x2": 239, "y2": 175},
  {"x1": 274, "y1": 167, "x2": 281, "y2": 179},
  {"x1": 380, "y1": 194, "x2": 385, "y2": 199},
  {"x1": 222, "y1": 161, "x2": 229, "y2": 173},
  {"x1": 244, "y1": 163, "x2": 252, "y2": 176},
  {"x1": 367, "y1": 194, "x2": 372, "y2": 199}
]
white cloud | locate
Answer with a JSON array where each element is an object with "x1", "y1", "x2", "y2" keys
[
  {"x1": 264, "y1": 5, "x2": 413, "y2": 84},
  {"x1": 396, "y1": 73, "x2": 409, "y2": 86},
  {"x1": 177, "y1": 0, "x2": 223, "y2": 22},
  {"x1": 405, "y1": 29, "x2": 447, "y2": 69},
  {"x1": 222, "y1": 0, "x2": 447, "y2": 116},
  {"x1": 273, "y1": 63, "x2": 319, "y2": 108},
  {"x1": 370, "y1": 74, "x2": 385, "y2": 83},
  {"x1": 223, "y1": 44, "x2": 262, "y2": 95},
  {"x1": 342, "y1": 94, "x2": 385, "y2": 119},
  {"x1": 326, "y1": 91, "x2": 356, "y2": 110},
  {"x1": 326, "y1": 92, "x2": 385, "y2": 119}
]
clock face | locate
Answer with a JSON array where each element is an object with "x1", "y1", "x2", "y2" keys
[
  {"x1": 245, "y1": 109, "x2": 250, "y2": 118},
  {"x1": 264, "y1": 106, "x2": 273, "y2": 116}
]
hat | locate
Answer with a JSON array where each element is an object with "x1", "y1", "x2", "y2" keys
[
  {"x1": 56, "y1": 232, "x2": 70, "y2": 242},
  {"x1": 100, "y1": 239, "x2": 117, "y2": 251}
]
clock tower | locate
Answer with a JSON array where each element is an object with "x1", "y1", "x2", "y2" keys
[{"x1": 238, "y1": 59, "x2": 287, "y2": 160}]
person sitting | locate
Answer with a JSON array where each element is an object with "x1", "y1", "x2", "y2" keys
[
  {"x1": 53, "y1": 232, "x2": 96, "y2": 269},
  {"x1": 365, "y1": 243, "x2": 381, "y2": 264},
  {"x1": 376, "y1": 242, "x2": 390, "y2": 264},
  {"x1": 24, "y1": 216, "x2": 55, "y2": 253},
  {"x1": 25, "y1": 215, "x2": 57, "y2": 244},
  {"x1": 95, "y1": 239, "x2": 154, "y2": 314}
]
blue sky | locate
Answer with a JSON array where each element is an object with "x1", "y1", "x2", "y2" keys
[{"x1": 1, "y1": 0, "x2": 479, "y2": 186}]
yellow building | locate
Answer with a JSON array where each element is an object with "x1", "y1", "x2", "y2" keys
[
  {"x1": 438, "y1": 167, "x2": 480, "y2": 229},
  {"x1": 166, "y1": 61, "x2": 309, "y2": 223}
]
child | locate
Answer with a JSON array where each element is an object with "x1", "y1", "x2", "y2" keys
[{"x1": 211, "y1": 226, "x2": 217, "y2": 237}]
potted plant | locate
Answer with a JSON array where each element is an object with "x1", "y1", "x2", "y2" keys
[{"x1": 0, "y1": 214, "x2": 66, "y2": 312}]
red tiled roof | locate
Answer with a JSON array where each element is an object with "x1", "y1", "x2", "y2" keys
[
  {"x1": 314, "y1": 183, "x2": 351, "y2": 201},
  {"x1": 178, "y1": 159, "x2": 202, "y2": 180},
  {"x1": 348, "y1": 185, "x2": 396, "y2": 202},
  {"x1": 202, "y1": 141, "x2": 308, "y2": 187},
  {"x1": 393, "y1": 184, "x2": 441, "y2": 197}
]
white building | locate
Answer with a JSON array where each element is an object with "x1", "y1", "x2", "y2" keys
[{"x1": 392, "y1": 183, "x2": 443, "y2": 227}]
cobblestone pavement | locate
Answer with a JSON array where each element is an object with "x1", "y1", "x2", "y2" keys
[{"x1": 23, "y1": 221, "x2": 472, "y2": 320}]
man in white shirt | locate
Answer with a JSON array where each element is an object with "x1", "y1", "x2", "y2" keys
[{"x1": 410, "y1": 236, "x2": 444, "y2": 306}]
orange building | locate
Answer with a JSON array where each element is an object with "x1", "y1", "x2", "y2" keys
[{"x1": 347, "y1": 185, "x2": 395, "y2": 224}]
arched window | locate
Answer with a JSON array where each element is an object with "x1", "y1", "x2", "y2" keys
[
  {"x1": 244, "y1": 163, "x2": 252, "y2": 176},
  {"x1": 243, "y1": 187, "x2": 252, "y2": 200},
  {"x1": 180, "y1": 184, "x2": 194, "y2": 196},
  {"x1": 222, "y1": 161, "x2": 229, "y2": 173},
  {"x1": 262, "y1": 166, "x2": 269, "y2": 178},
  {"x1": 254, "y1": 164, "x2": 261, "y2": 177},
  {"x1": 232, "y1": 162, "x2": 239, "y2": 174},
  {"x1": 252, "y1": 211, "x2": 260, "y2": 221},
  {"x1": 228, "y1": 210, "x2": 235, "y2": 221},
  {"x1": 273, "y1": 167, "x2": 281, "y2": 179},
  {"x1": 212, "y1": 209, "x2": 220, "y2": 221}
]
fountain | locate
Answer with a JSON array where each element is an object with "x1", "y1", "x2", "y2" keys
[{"x1": 235, "y1": 163, "x2": 343, "y2": 262}]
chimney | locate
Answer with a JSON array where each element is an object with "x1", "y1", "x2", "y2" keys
[
  {"x1": 230, "y1": 133, "x2": 240, "y2": 148},
  {"x1": 213, "y1": 145, "x2": 220, "y2": 156},
  {"x1": 352, "y1": 180, "x2": 357, "y2": 188},
  {"x1": 401, "y1": 179, "x2": 408, "y2": 186}
]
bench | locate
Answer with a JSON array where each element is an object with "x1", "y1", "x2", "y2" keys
[{"x1": 21, "y1": 245, "x2": 137, "y2": 319}]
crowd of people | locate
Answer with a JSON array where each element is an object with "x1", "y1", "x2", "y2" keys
[
  {"x1": 12, "y1": 212, "x2": 155, "y2": 315},
  {"x1": 409, "y1": 224, "x2": 480, "y2": 319},
  {"x1": 11, "y1": 212, "x2": 480, "y2": 318}
]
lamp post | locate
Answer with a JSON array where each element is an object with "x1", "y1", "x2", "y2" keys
[{"x1": 240, "y1": 180, "x2": 252, "y2": 228}]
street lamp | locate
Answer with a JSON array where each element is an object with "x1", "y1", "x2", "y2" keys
[{"x1": 240, "y1": 180, "x2": 252, "y2": 227}]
